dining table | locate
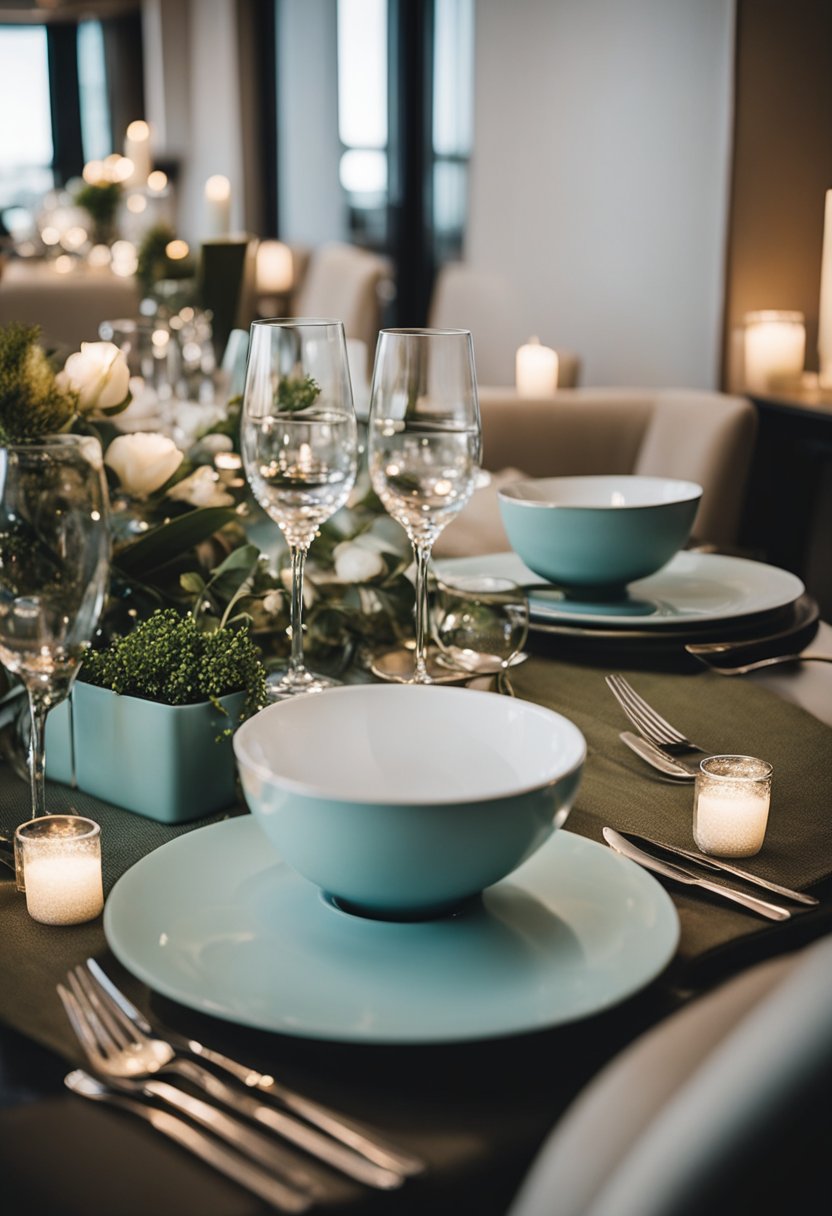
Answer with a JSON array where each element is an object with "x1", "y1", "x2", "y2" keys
[{"x1": 1, "y1": 622, "x2": 830, "y2": 1216}]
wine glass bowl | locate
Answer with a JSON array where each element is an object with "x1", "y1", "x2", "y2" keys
[
  {"x1": 241, "y1": 319, "x2": 358, "y2": 699},
  {"x1": 0, "y1": 435, "x2": 110, "y2": 820},
  {"x1": 368, "y1": 329, "x2": 481, "y2": 683}
]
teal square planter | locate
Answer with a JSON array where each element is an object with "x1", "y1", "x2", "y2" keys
[{"x1": 45, "y1": 684, "x2": 246, "y2": 823}]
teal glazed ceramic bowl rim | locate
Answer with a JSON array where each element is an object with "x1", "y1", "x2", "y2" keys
[
  {"x1": 234, "y1": 684, "x2": 586, "y2": 808},
  {"x1": 497, "y1": 474, "x2": 703, "y2": 511}
]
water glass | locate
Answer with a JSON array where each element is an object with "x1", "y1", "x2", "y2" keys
[{"x1": 435, "y1": 575, "x2": 529, "y2": 674}]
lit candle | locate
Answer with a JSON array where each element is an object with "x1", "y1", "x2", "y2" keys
[
  {"x1": 203, "y1": 175, "x2": 232, "y2": 238},
  {"x1": 256, "y1": 240, "x2": 294, "y2": 294},
  {"x1": 124, "y1": 119, "x2": 152, "y2": 186},
  {"x1": 516, "y1": 337, "x2": 559, "y2": 396},
  {"x1": 15, "y1": 816, "x2": 104, "y2": 925},
  {"x1": 693, "y1": 755, "x2": 772, "y2": 858},
  {"x1": 743, "y1": 311, "x2": 805, "y2": 393}
]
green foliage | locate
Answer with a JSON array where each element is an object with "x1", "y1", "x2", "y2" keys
[
  {"x1": 136, "y1": 224, "x2": 195, "y2": 294},
  {"x1": 81, "y1": 608, "x2": 268, "y2": 719},
  {"x1": 0, "y1": 323, "x2": 77, "y2": 442},
  {"x1": 276, "y1": 375, "x2": 321, "y2": 412},
  {"x1": 74, "y1": 181, "x2": 122, "y2": 233}
]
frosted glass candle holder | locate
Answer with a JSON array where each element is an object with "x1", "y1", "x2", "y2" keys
[
  {"x1": 693, "y1": 755, "x2": 773, "y2": 858},
  {"x1": 15, "y1": 816, "x2": 103, "y2": 925}
]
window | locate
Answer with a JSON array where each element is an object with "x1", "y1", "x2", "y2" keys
[
  {"x1": 432, "y1": 0, "x2": 474, "y2": 261},
  {"x1": 78, "y1": 20, "x2": 112, "y2": 163},
  {"x1": 336, "y1": 0, "x2": 388, "y2": 245},
  {"x1": 0, "y1": 25, "x2": 53, "y2": 210}
]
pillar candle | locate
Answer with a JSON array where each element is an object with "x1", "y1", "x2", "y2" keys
[
  {"x1": 124, "y1": 120, "x2": 152, "y2": 187},
  {"x1": 203, "y1": 175, "x2": 232, "y2": 239},
  {"x1": 743, "y1": 311, "x2": 805, "y2": 393},
  {"x1": 516, "y1": 337, "x2": 558, "y2": 396}
]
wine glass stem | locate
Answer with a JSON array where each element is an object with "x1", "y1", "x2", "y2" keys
[
  {"x1": 26, "y1": 685, "x2": 49, "y2": 818},
  {"x1": 289, "y1": 544, "x2": 308, "y2": 677},
  {"x1": 413, "y1": 542, "x2": 433, "y2": 684}
]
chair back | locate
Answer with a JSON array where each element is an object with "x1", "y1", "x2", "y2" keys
[
  {"x1": 508, "y1": 934, "x2": 832, "y2": 1216},
  {"x1": 294, "y1": 242, "x2": 389, "y2": 358},
  {"x1": 428, "y1": 263, "x2": 582, "y2": 387}
]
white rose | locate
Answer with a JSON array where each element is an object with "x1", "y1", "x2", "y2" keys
[
  {"x1": 191, "y1": 433, "x2": 234, "y2": 457},
  {"x1": 105, "y1": 433, "x2": 184, "y2": 498},
  {"x1": 57, "y1": 342, "x2": 131, "y2": 414},
  {"x1": 166, "y1": 465, "x2": 234, "y2": 508},
  {"x1": 333, "y1": 541, "x2": 386, "y2": 583},
  {"x1": 262, "y1": 590, "x2": 284, "y2": 616}
]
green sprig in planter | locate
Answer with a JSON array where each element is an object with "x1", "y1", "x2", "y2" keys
[{"x1": 46, "y1": 611, "x2": 267, "y2": 823}]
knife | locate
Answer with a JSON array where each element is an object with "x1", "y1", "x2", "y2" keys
[
  {"x1": 619, "y1": 731, "x2": 695, "y2": 780},
  {"x1": 618, "y1": 830, "x2": 819, "y2": 907},
  {"x1": 602, "y1": 827, "x2": 791, "y2": 921}
]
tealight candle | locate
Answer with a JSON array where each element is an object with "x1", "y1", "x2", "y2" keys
[
  {"x1": 15, "y1": 816, "x2": 103, "y2": 925},
  {"x1": 693, "y1": 755, "x2": 773, "y2": 858},
  {"x1": 516, "y1": 337, "x2": 558, "y2": 397}
]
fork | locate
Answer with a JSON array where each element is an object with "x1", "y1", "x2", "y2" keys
[
  {"x1": 59, "y1": 989, "x2": 316, "y2": 1212},
  {"x1": 83, "y1": 958, "x2": 422, "y2": 1179},
  {"x1": 685, "y1": 650, "x2": 832, "y2": 675},
  {"x1": 605, "y1": 674, "x2": 709, "y2": 774},
  {"x1": 58, "y1": 965, "x2": 406, "y2": 1190}
]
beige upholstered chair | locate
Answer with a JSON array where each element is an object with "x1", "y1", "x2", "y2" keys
[
  {"x1": 428, "y1": 262, "x2": 581, "y2": 388},
  {"x1": 293, "y1": 242, "x2": 390, "y2": 363},
  {"x1": 434, "y1": 388, "x2": 757, "y2": 556},
  {"x1": 508, "y1": 933, "x2": 832, "y2": 1216}
]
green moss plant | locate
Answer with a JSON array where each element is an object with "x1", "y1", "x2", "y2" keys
[{"x1": 81, "y1": 608, "x2": 267, "y2": 721}]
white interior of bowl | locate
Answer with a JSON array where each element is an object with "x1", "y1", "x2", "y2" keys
[
  {"x1": 499, "y1": 475, "x2": 702, "y2": 509},
  {"x1": 234, "y1": 685, "x2": 585, "y2": 805}
]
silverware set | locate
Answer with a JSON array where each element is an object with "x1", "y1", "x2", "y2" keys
[
  {"x1": 59, "y1": 959, "x2": 423, "y2": 1211},
  {"x1": 603, "y1": 828, "x2": 816, "y2": 921},
  {"x1": 603, "y1": 676, "x2": 820, "y2": 919},
  {"x1": 606, "y1": 673, "x2": 706, "y2": 779}
]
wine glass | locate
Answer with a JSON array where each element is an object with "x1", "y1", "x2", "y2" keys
[
  {"x1": 0, "y1": 435, "x2": 110, "y2": 821},
  {"x1": 367, "y1": 328, "x2": 481, "y2": 683},
  {"x1": 241, "y1": 318, "x2": 358, "y2": 699}
]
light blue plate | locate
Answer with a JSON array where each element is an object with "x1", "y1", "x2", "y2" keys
[
  {"x1": 104, "y1": 816, "x2": 679, "y2": 1044},
  {"x1": 437, "y1": 551, "x2": 804, "y2": 629}
]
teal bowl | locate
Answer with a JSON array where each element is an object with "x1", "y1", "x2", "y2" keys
[
  {"x1": 498, "y1": 475, "x2": 702, "y2": 590},
  {"x1": 234, "y1": 684, "x2": 585, "y2": 920}
]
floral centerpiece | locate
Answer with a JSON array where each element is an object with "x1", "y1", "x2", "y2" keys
[{"x1": 0, "y1": 322, "x2": 416, "y2": 695}]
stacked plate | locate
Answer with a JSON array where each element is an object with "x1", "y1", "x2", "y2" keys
[{"x1": 436, "y1": 552, "x2": 818, "y2": 661}]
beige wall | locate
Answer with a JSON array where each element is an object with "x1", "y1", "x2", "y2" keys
[
  {"x1": 466, "y1": 0, "x2": 736, "y2": 389},
  {"x1": 722, "y1": 0, "x2": 832, "y2": 380}
]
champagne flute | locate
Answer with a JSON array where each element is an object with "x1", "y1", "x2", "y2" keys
[
  {"x1": 367, "y1": 329, "x2": 481, "y2": 683},
  {"x1": 241, "y1": 318, "x2": 358, "y2": 699},
  {"x1": 0, "y1": 435, "x2": 110, "y2": 821}
]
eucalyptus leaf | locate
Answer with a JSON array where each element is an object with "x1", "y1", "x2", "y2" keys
[
  {"x1": 114, "y1": 506, "x2": 238, "y2": 577},
  {"x1": 180, "y1": 571, "x2": 206, "y2": 595}
]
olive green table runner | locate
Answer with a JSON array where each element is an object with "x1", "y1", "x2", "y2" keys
[{"x1": 1, "y1": 656, "x2": 831, "y2": 1065}]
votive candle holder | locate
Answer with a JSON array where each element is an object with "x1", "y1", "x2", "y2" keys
[
  {"x1": 693, "y1": 755, "x2": 773, "y2": 858},
  {"x1": 15, "y1": 815, "x2": 104, "y2": 925}
]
